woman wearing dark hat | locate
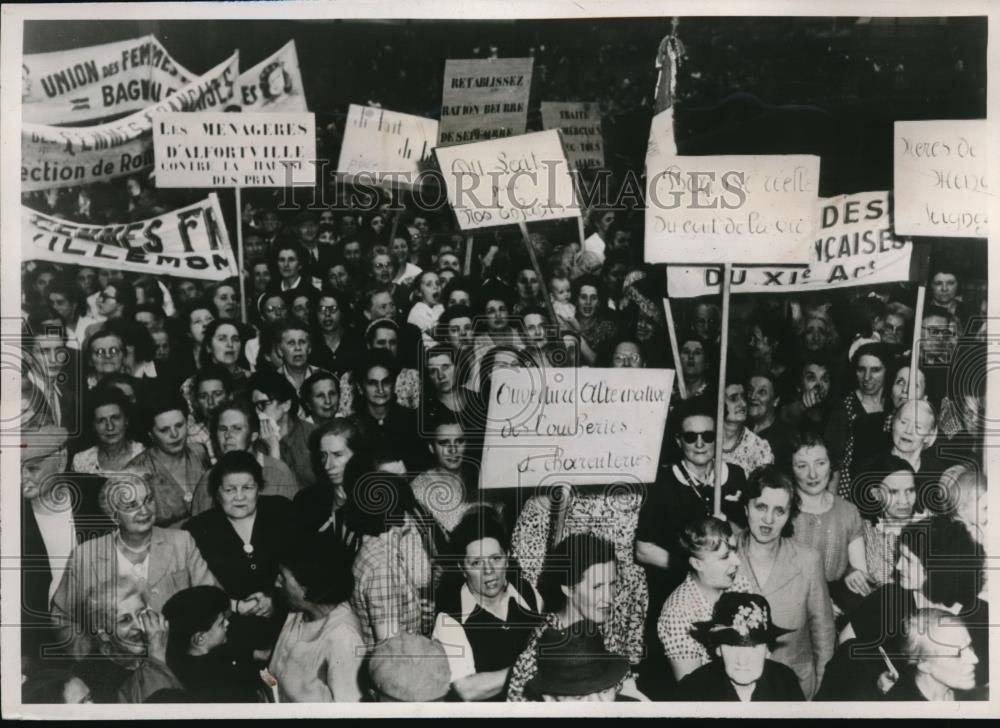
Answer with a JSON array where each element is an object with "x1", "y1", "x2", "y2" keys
[
  {"x1": 672, "y1": 592, "x2": 804, "y2": 701},
  {"x1": 525, "y1": 620, "x2": 633, "y2": 702}
]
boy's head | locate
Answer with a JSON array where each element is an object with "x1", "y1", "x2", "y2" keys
[{"x1": 162, "y1": 586, "x2": 231, "y2": 658}]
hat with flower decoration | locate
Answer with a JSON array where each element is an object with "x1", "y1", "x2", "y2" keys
[{"x1": 693, "y1": 592, "x2": 792, "y2": 647}]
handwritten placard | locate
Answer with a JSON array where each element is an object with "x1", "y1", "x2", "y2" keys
[
  {"x1": 434, "y1": 129, "x2": 581, "y2": 229},
  {"x1": 153, "y1": 111, "x2": 315, "y2": 188},
  {"x1": 894, "y1": 120, "x2": 988, "y2": 238},
  {"x1": 667, "y1": 191, "x2": 912, "y2": 296},
  {"x1": 438, "y1": 58, "x2": 533, "y2": 146},
  {"x1": 540, "y1": 102, "x2": 604, "y2": 170},
  {"x1": 645, "y1": 154, "x2": 820, "y2": 264},
  {"x1": 479, "y1": 367, "x2": 673, "y2": 489},
  {"x1": 336, "y1": 104, "x2": 438, "y2": 189}
]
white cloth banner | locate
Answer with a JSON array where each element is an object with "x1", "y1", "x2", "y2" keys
[
  {"x1": 237, "y1": 41, "x2": 308, "y2": 112},
  {"x1": 23, "y1": 194, "x2": 238, "y2": 281},
  {"x1": 22, "y1": 35, "x2": 195, "y2": 125},
  {"x1": 666, "y1": 191, "x2": 912, "y2": 297},
  {"x1": 22, "y1": 53, "x2": 240, "y2": 191}
]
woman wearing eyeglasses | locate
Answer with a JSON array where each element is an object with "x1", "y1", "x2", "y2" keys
[
  {"x1": 51, "y1": 474, "x2": 218, "y2": 658},
  {"x1": 308, "y1": 287, "x2": 359, "y2": 377},
  {"x1": 83, "y1": 328, "x2": 128, "y2": 390},
  {"x1": 636, "y1": 400, "x2": 750, "y2": 672}
]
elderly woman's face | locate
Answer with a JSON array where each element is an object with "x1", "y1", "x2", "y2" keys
[
  {"x1": 891, "y1": 401, "x2": 936, "y2": 455},
  {"x1": 93, "y1": 403, "x2": 127, "y2": 448},
  {"x1": 217, "y1": 470, "x2": 260, "y2": 520},
  {"x1": 90, "y1": 335, "x2": 125, "y2": 375},
  {"x1": 723, "y1": 384, "x2": 748, "y2": 424},
  {"x1": 745, "y1": 486, "x2": 791, "y2": 545},
  {"x1": 880, "y1": 313, "x2": 907, "y2": 345},
  {"x1": 719, "y1": 644, "x2": 769, "y2": 687},
  {"x1": 217, "y1": 408, "x2": 253, "y2": 454},
  {"x1": 111, "y1": 590, "x2": 149, "y2": 655},
  {"x1": 109, "y1": 479, "x2": 155, "y2": 536},
  {"x1": 803, "y1": 318, "x2": 830, "y2": 352}
]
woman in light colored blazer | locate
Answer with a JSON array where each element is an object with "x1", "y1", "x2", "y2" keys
[{"x1": 735, "y1": 465, "x2": 835, "y2": 699}]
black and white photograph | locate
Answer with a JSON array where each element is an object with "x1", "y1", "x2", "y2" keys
[{"x1": 1, "y1": 0, "x2": 996, "y2": 719}]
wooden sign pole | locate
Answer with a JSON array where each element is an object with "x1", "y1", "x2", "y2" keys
[{"x1": 713, "y1": 262, "x2": 732, "y2": 518}]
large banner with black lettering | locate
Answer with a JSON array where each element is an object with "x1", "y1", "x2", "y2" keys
[
  {"x1": 438, "y1": 57, "x2": 533, "y2": 146},
  {"x1": 479, "y1": 367, "x2": 674, "y2": 489},
  {"x1": 22, "y1": 53, "x2": 239, "y2": 192},
  {"x1": 22, "y1": 194, "x2": 238, "y2": 280},
  {"x1": 666, "y1": 191, "x2": 912, "y2": 297},
  {"x1": 22, "y1": 35, "x2": 194, "y2": 125},
  {"x1": 237, "y1": 41, "x2": 308, "y2": 112},
  {"x1": 644, "y1": 154, "x2": 820, "y2": 264}
]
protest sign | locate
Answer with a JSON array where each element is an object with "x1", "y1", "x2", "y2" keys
[
  {"x1": 438, "y1": 58, "x2": 533, "y2": 146},
  {"x1": 238, "y1": 41, "x2": 308, "y2": 112},
  {"x1": 23, "y1": 194, "x2": 238, "y2": 281},
  {"x1": 540, "y1": 102, "x2": 604, "y2": 170},
  {"x1": 434, "y1": 129, "x2": 581, "y2": 229},
  {"x1": 666, "y1": 191, "x2": 912, "y2": 296},
  {"x1": 336, "y1": 104, "x2": 438, "y2": 188},
  {"x1": 153, "y1": 112, "x2": 316, "y2": 188},
  {"x1": 480, "y1": 367, "x2": 674, "y2": 489},
  {"x1": 22, "y1": 53, "x2": 240, "y2": 192},
  {"x1": 645, "y1": 154, "x2": 820, "y2": 264},
  {"x1": 22, "y1": 35, "x2": 194, "y2": 125},
  {"x1": 894, "y1": 120, "x2": 988, "y2": 238}
]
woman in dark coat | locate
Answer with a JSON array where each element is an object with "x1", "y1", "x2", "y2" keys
[
  {"x1": 672, "y1": 592, "x2": 805, "y2": 702},
  {"x1": 185, "y1": 450, "x2": 293, "y2": 655}
]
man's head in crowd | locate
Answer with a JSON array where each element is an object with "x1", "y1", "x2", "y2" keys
[
  {"x1": 443, "y1": 277, "x2": 474, "y2": 309},
  {"x1": 174, "y1": 279, "x2": 203, "y2": 307},
  {"x1": 250, "y1": 259, "x2": 271, "y2": 296},
  {"x1": 133, "y1": 303, "x2": 166, "y2": 333},
  {"x1": 921, "y1": 306, "x2": 959, "y2": 365},
  {"x1": 342, "y1": 238, "x2": 364, "y2": 268},
  {"x1": 366, "y1": 318, "x2": 399, "y2": 357},
  {"x1": 611, "y1": 340, "x2": 644, "y2": 368},
  {"x1": 277, "y1": 321, "x2": 311, "y2": 371},
  {"x1": 97, "y1": 280, "x2": 135, "y2": 320},
  {"x1": 438, "y1": 306, "x2": 474, "y2": 351},
  {"x1": 300, "y1": 370, "x2": 340, "y2": 423},
  {"x1": 260, "y1": 210, "x2": 282, "y2": 236},
  {"x1": 75, "y1": 266, "x2": 99, "y2": 296},
  {"x1": 258, "y1": 292, "x2": 288, "y2": 325},
  {"x1": 325, "y1": 260, "x2": 354, "y2": 295},
  {"x1": 428, "y1": 417, "x2": 466, "y2": 473},
  {"x1": 365, "y1": 286, "x2": 398, "y2": 322},
  {"x1": 692, "y1": 301, "x2": 722, "y2": 343},
  {"x1": 879, "y1": 302, "x2": 913, "y2": 346},
  {"x1": 163, "y1": 586, "x2": 231, "y2": 662},
  {"x1": 192, "y1": 364, "x2": 234, "y2": 424},
  {"x1": 295, "y1": 212, "x2": 319, "y2": 246}
]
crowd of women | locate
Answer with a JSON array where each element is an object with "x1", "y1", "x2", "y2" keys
[{"x1": 18, "y1": 168, "x2": 989, "y2": 704}]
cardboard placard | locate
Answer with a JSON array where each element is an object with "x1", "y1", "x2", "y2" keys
[
  {"x1": 438, "y1": 57, "x2": 533, "y2": 146},
  {"x1": 644, "y1": 154, "x2": 820, "y2": 264},
  {"x1": 479, "y1": 367, "x2": 673, "y2": 489},
  {"x1": 434, "y1": 129, "x2": 581, "y2": 229},
  {"x1": 336, "y1": 104, "x2": 438, "y2": 188},
  {"x1": 540, "y1": 101, "x2": 604, "y2": 170},
  {"x1": 894, "y1": 120, "x2": 988, "y2": 238},
  {"x1": 153, "y1": 111, "x2": 316, "y2": 188}
]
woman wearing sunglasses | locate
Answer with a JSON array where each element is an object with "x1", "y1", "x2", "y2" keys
[{"x1": 636, "y1": 399, "x2": 750, "y2": 676}]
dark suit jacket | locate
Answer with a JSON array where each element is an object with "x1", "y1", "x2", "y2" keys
[
  {"x1": 279, "y1": 417, "x2": 317, "y2": 488},
  {"x1": 673, "y1": 658, "x2": 805, "y2": 701}
]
